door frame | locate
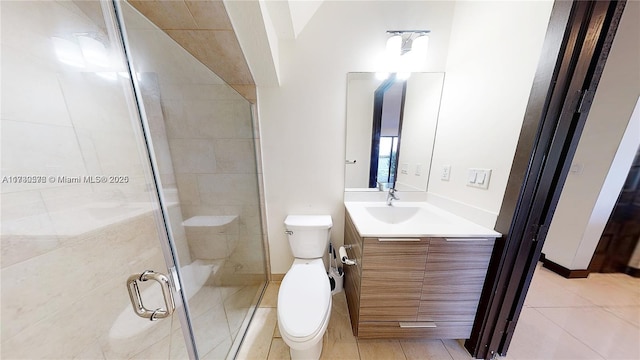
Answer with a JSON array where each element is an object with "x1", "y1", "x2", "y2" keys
[
  {"x1": 369, "y1": 76, "x2": 407, "y2": 188},
  {"x1": 465, "y1": 1, "x2": 627, "y2": 358},
  {"x1": 109, "y1": 1, "x2": 198, "y2": 358}
]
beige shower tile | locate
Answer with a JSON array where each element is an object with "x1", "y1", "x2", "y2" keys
[
  {"x1": 184, "y1": 1, "x2": 233, "y2": 30},
  {"x1": 128, "y1": 0, "x2": 198, "y2": 29},
  {"x1": 180, "y1": 84, "x2": 242, "y2": 101},
  {"x1": 169, "y1": 138, "x2": 217, "y2": 174},
  {"x1": 213, "y1": 139, "x2": 257, "y2": 173},
  {"x1": 175, "y1": 174, "x2": 201, "y2": 206},
  {"x1": 231, "y1": 84, "x2": 257, "y2": 103},
  {"x1": 1, "y1": 235, "x2": 61, "y2": 268},
  {"x1": 198, "y1": 174, "x2": 259, "y2": 206},
  {"x1": 164, "y1": 29, "x2": 253, "y2": 86},
  {"x1": 1, "y1": 50, "x2": 72, "y2": 127},
  {"x1": 357, "y1": 339, "x2": 405, "y2": 360}
]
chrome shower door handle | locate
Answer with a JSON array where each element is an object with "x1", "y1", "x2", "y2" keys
[{"x1": 126, "y1": 270, "x2": 175, "y2": 321}]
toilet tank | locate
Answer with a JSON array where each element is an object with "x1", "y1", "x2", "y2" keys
[{"x1": 284, "y1": 215, "x2": 332, "y2": 259}]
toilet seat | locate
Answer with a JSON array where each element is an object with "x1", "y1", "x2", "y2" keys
[{"x1": 278, "y1": 259, "x2": 331, "y2": 342}]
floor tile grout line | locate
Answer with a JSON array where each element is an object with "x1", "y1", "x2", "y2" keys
[
  {"x1": 598, "y1": 305, "x2": 640, "y2": 329},
  {"x1": 440, "y1": 339, "x2": 458, "y2": 360},
  {"x1": 530, "y1": 307, "x2": 607, "y2": 360}
]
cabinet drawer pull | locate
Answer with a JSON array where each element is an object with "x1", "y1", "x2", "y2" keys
[
  {"x1": 445, "y1": 238, "x2": 490, "y2": 242},
  {"x1": 378, "y1": 238, "x2": 420, "y2": 242},
  {"x1": 399, "y1": 322, "x2": 436, "y2": 328}
]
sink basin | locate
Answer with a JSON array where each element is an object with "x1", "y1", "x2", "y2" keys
[
  {"x1": 365, "y1": 206, "x2": 420, "y2": 224},
  {"x1": 344, "y1": 201, "x2": 502, "y2": 238}
]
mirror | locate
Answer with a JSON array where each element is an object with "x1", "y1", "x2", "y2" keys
[{"x1": 345, "y1": 72, "x2": 445, "y2": 191}]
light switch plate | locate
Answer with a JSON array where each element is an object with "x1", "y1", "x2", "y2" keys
[{"x1": 467, "y1": 168, "x2": 491, "y2": 189}]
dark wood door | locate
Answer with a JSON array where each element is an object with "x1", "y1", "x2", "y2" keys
[{"x1": 589, "y1": 146, "x2": 640, "y2": 273}]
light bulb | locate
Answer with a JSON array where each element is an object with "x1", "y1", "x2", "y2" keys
[{"x1": 386, "y1": 34, "x2": 402, "y2": 57}]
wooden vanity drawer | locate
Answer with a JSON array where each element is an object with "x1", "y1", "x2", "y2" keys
[
  {"x1": 362, "y1": 238, "x2": 428, "y2": 271},
  {"x1": 360, "y1": 307, "x2": 418, "y2": 322},
  {"x1": 422, "y1": 268, "x2": 487, "y2": 301},
  {"x1": 357, "y1": 321, "x2": 474, "y2": 339},
  {"x1": 343, "y1": 211, "x2": 497, "y2": 339},
  {"x1": 418, "y1": 300, "x2": 480, "y2": 322},
  {"x1": 426, "y1": 238, "x2": 494, "y2": 270},
  {"x1": 361, "y1": 278, "x2": 423, "y2": 305}
]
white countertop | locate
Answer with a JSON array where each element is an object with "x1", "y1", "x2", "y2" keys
[{"x1": 345, "y1": 201, "x2": 501, "y2": 238}]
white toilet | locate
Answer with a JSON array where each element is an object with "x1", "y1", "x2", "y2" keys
[{"x1": 278, "y1": 215, "x2": 333, "y2": 360}]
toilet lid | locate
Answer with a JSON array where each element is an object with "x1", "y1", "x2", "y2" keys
[{"x1": 278, "y1": 262, "x2": 331, "y2": 339}]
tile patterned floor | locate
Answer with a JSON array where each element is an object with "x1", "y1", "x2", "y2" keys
[
  {"x1": 238, "y1": 265, "x2": 640, "y2": 359},
  {"x1": 503, "y1": 265, "x2": 640, "y2": 360}
]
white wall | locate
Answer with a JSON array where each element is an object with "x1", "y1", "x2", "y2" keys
[
  {"x1": 396, "y1": 73, "x2": 444, "y2": 191},
  {"x1": 231, "y1": 1, "x2": 554, "y2": 274},
  {"x1": 344, "y1": 73, "x2": 380, "y2": 189},
  {"x1": 256, "y1": 1, "x2": 456, "y2": 274},
  {"x1": 542, "y1": 0, "x2": 640, "y2": 270},
  {"x1": 426, "y1": 1, "x2": 553, "y2": 228}
]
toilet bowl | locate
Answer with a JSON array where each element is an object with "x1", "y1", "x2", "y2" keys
[
  {"x1": 278, "y1": 215, "x2": 333, "y2": 359},
  {"x1": 278, "y1": 259, "x2": 332, "y2": 359}
]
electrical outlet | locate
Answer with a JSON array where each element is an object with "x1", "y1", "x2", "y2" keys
[
  {"x1": 415, "y1": 163, "x2": 423, "y2": 176},
  {"x1": 400, "y1": 163, "x2": 408, "y2": 174},
  {"x1": 441, "y1": 165, "x2": 451, "y2": 181}
]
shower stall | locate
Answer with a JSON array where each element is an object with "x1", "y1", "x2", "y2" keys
[{"x1": 1, "y1": 1, "x2": 268, "y2": 358}]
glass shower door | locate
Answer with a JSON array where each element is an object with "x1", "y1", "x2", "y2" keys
[
  {"x1": 1, "y1": 1, "x2": 192, "y2": 358},
  {"x1": 117, "y1": 1, "x2": 269, "y2": 358}
]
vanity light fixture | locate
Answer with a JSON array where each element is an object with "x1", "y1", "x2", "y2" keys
[{"x1": 377, "y1": 30, "x2": 430, "y2": 80}]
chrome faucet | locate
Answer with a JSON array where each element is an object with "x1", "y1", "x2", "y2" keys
[{"x1": 386, "y1": 188, "x2": 399, "y2": 206}]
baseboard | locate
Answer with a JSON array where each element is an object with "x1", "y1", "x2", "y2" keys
[
  {"x1": 271, "y1": 273, "x2": 285, "y2": 281},
  {"x1": 541, "y1": 255, "x2": 590, "y2": 278},
  {"x1": 625, "y1": 266, "x2": 640, "y2": 278}
]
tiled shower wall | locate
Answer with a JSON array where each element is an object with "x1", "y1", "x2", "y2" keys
[
  {"x1": 123, "y1": 4, "x2": 266, "y2": 280},
  {"x1": 0, "y1": 1, "x2": 188, "y2": 358}
]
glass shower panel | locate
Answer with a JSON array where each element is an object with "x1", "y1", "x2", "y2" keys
[
  {"x1": 0, "y1": 1, "x2": 189, "y2": 358},
  {"x1": 119, "y1": 2, "x2": 268, "y2": 358}
]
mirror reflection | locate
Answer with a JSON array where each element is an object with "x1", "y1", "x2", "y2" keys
[{"x1": 345, "y1": 72, "x2": 445, "y2": 191}]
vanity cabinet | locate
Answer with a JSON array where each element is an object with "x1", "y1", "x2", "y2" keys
[{"x1": 344, "y1": 213, "x2": 495, "y2": 339}]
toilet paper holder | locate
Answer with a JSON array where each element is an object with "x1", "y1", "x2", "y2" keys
[{"x1": 339, "y1": 245, "x2": 357, "y2": 266}]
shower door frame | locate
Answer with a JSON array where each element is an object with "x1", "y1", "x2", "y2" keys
[{"x1": 105, "y1": 0, "x2": 199, "y2": 357}]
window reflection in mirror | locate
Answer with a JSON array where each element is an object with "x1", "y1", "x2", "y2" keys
[
  {"x1": 370, "y1": 78, "x2": 406, "y2": 189},
  {"x1": 345, "y1": 72, "x2": 445, "y2": 192}
]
